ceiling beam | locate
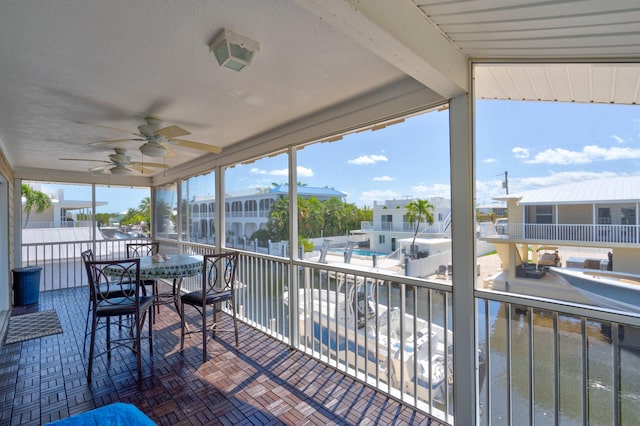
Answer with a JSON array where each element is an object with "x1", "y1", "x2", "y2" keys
[{"x1": 293, "y1": 0, "x2": 468, "y2": 98}]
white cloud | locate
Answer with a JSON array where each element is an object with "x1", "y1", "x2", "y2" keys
[
  {"x1": 483, "y1": 158, "x2": 497, "y2": 163},
  {"x1": 411, "y1": 183, "x2": 451, "y2": 198},
  {"x1": 270, "y1": 168, "x2": 288, "y2": 176},
  {"x1": 516, "y1": 171, "x2": 622, "y2": 189},
  {"x1": 348, "y1": 154, "x2": 388, "y2": 165},
  {"x1": 512, "y1": 147, "x2": 529, "y2": 158},
  {"x1": 297, "y1": 166, "x2": 314, "y2": 177},
  {"x1": 525, "y1": 145, "x2": 640, "y2": 165},
  {"x1": 359, "y1": 189, "x2": 401, "y2": 202},
  {"x1": 250, "y1": 167, "x2": 267, "y2": 175},
  {"x1": 373, "y1": 176, "x2": 394, "y2": 181},
  {"x1": 612, "y1": 135, "x2": 624, "y2": 144}
]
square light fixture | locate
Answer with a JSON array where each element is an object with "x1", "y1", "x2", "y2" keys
[{"x1": 209, "y1": 29, "x2": 260, "y2": 71}]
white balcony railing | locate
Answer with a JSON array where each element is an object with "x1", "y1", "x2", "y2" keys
[
  {"x1": 23, "y1": 237, "x2": 640, "y2": 424},
  {"x1": 480, "y1": 223, "x2": 640, "y2": 244}
]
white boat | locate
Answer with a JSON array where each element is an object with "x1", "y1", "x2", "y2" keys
[
  {"x1": 283, "y1": 268, "x2": 478, "y2": 405},
  {"x1": 551, "y1": 267, "x2": 640, "y2": 313}
]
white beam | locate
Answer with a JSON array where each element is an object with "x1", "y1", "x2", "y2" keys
[{"x1": 293, "y1": 0, "x2": 468, "y2": 98}]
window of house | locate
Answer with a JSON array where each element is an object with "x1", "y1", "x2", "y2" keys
[
  {"x1": 598, "y1": 207, "x2": 611, "y2": 224},
  {"x1": 622, "y1": 207, "x2": 635, "y2": 225},
  {"x1": 535, "y1": 205, "x2": 553, "y2": 224},
  {"x1": 182, "y1": 171, "x2": 215, "y2": 244}
]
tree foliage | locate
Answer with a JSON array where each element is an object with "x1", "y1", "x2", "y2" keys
[
  {"x1": 266, "y1": 196, "x2": 371, "y2": 241},
  {"x1": 405, "y1": 199, "x2": 435, "y2": 258},
  {"x1": 21, "y1": 183, "x2": 52, "y2": 228}
]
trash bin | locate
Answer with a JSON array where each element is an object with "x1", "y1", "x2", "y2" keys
[{"x1": 12, "y1": 266, "x2": 42, "y2": 305}]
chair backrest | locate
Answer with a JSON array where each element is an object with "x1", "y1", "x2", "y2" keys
[
  {"x1": 81, "y1": 248, "x2": 95, "y2": 264},
  {"x1": 126, "y1": 242, "x2": 159, "y2": 258},
  {"x1": 84, "y1": 258, "x2": 141, "y2": 304},
  {"x1": 203, "y1": 252, "x2": 239, "y2": 295}
]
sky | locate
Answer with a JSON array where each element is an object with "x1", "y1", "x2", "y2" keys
[{"x1": 35, "y1": 98, "x2": 640, "y2": 213}]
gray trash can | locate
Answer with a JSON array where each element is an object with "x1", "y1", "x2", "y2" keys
[{"x1": 12, "y1": 266, "x2": 42, "y2": 305}]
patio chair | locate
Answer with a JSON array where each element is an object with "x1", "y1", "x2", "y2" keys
[
  {"x1": 126, "y1": 242, "x2": 161, "y2": 319},
  {"x1": 180, "y1": 251, "x2": 239, "y2": 362},
  {"x1": 81, "y1": 249, "x2": 136, "y2": 352},
  {"x1": 84, "y1": 258, "x2": 154, "y2": 381},
  {"x1": 436, "y1": 264, "x2": 447, "y2": 279}
]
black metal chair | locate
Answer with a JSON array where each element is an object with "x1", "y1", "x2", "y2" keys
[
  {"x1": 180, "y1": 252, "x2": 239, "y2": 362},
  {"x1": 84, "y1": 258, "x2": 154, "y2": 381},
  {"x1": 126, "y1": 242, "x2": 160, "y2": 319},
  {"x1": 81, "y1": 248, "x2": 137, "y2": 351}
]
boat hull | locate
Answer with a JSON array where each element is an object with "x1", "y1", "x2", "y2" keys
[{"x1": 551, "y1": 267, "x2": 640, "y2": 313}]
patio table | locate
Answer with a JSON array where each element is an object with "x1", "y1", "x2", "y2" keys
[{"x1": 106, "y1": 254, "x2": 203, "y2": 323}]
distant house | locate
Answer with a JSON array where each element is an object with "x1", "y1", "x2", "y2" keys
[
  {"x1": 356, "y1": 197, "x2": 451, "y2": 254},
  {"x1": 189, "y1": 184, "x2": 347, "y2": 241},
  {"x1": 22, "y1": 186, "x2": 106, "y2": 229},
  {"x1": 480, "y1": 176, "x2": 640, "y2": 275}
]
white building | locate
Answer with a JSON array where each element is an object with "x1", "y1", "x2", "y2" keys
[
  {"x1": 357, "y1": 196, "x2": 451, "y2": 253},
  {"x1": 188, "y1": 184, "x2": 347, "y2": 242}
]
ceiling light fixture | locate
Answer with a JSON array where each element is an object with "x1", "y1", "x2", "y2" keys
[
  {"x1": 210, "y1": 29, "x2": 260, "y2": 71},
  {"x1": 139, "y1": 141, "x2": 168, "y2": 158},
  {"x1": 109, "y1": 165, "x2": 131, "y2": 176}
]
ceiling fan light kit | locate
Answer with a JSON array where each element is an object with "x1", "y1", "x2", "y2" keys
[
  {"x1": 210, "y1": 29, "x2": 260, "y2": 71},
  {"x1": 139, "y1": 141, "x2": 168, "y2": 158},
  {"x1": 109, "y1": 165, "x2": 132, "y2": 175}
]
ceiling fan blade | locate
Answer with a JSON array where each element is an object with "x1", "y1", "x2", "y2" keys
[
  {"x1": 129, "y1": 165, "x2": 157, "y2": 174},
  {"x1": 159, "y1": 142, "x2": 177, "y2": 158},
  {"x1": 172, "y1": 139, "x2": 222, "y2": 154},
  {"x1": 60, "y1": 158, "x2": 110, "y2": 164},
  {"x1": 130, "y1": 161, "x2": 169, "y2": 169},
  {"x1": 156, "y1": 125, "x2": 190, "y2": 139},
  {"x1": 89, "y1": 164, "x2": 111, "y2": 171},
  {"x1": 90, "y1": 138, "x2": 145, "y2": 145},
  {"x1": 75, "y1": 121, "x2": 141, "y2": 137}
]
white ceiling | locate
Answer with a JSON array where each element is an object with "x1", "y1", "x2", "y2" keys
[{"x1": 1, "y1": 0, "x2": 639, "y2": 182}]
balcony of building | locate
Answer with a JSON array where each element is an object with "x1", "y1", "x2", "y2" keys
[
  {"x1": 479, "y1": 222, "x2": 640, "y2": 248},
  {"x1": 4, "y1": 239, "x2": 640, "y2": 425}
]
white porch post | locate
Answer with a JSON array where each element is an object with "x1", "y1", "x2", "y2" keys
[
  {"x1": 216, "y1": 166, "x2": 225, "y2": 252},
  {"x1": 450, "y1": 93, "x2": 478, "y2": 424}
]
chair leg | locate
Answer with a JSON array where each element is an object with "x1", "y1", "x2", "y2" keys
[
  {"x1": 135, "y1": 312, "x2": 142, "y2": 377},
  {"x1": 106, "y1": 318, "x2": 111, "y2": 360},
  {"x1": 88, "y1": 315, "x2": 98, "y2": 381},
  {"x1": 180, "y1": 301, "x2": 186, "y2": 352},
  {"x1": 232, "y1": 306, "x2": 239, "y2": 348},
  {"x1": 202, "y1": 307, "x2": 208, "y2": 363},
  {"x1": 83, "y1": 300, "x2": 92, "y2": 353},
  {"x1": 148, "y1": 305, "x2": 153, "y2": 355}
]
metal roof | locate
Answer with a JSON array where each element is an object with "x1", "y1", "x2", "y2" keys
[{"x1": 509, "y1": 176, "x2": 640, "y2": 204}]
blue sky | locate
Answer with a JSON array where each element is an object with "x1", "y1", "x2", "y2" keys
[
  {"x1": 475, "y1": 100, "x2": 640, "y2": 205},
  {"x1": 37, "y1": 99, "x2": 640, "y2": 213}
]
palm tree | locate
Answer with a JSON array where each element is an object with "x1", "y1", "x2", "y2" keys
[
  {"x1": 405, "y1": 199, "x2": 435, "y2": 258},
  {"x1": 21, "y1": 183, "x2": 52, "y2": 228}
]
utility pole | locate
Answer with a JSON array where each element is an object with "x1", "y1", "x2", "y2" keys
[{"x1": 503, "y1": 171, "x2": 509, "y2": 195}]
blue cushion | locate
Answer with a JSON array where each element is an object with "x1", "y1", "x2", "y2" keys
[{"x1": 46, "y1": 402, "x2": 155, "y2": 425}]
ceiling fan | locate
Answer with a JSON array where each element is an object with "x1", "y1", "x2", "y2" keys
[
  {"x1": 60, "y1": 148, "x2": 169, "y2": 175},
  {"x1": 81, "y1": 117, "x2": 222, "y2": 158}
]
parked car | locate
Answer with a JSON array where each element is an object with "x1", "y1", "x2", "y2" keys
[{"x1": 494, "y1": 218, "x2": 508, "y2": 235}]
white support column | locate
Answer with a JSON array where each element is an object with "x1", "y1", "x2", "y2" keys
[
  {"x1": 450, "y1": 93, "x2": 477, "y2": 425},
  {"x1": 288, "y1": 146, "x2": 300, "y2": 347},
  {"x1": 216, "y1": 166, "x2": 225, "y2": 253}
]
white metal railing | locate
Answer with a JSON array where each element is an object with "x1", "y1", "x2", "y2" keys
[
  {"x1": 480, "y1": 223, "x2": 639, "y2": 244},
  {"x1": 24, "y1": 237, "x2": 640, "y2": 424},
  {"x1": 21, "y1": 237, "x2": 151, "y2": 291},
  {"x1": 476, "y1": 290, "x2": 640, "y2": 425},
  {"x1": 22, "y1": 220, "x2": 93, "y2": 229}
]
